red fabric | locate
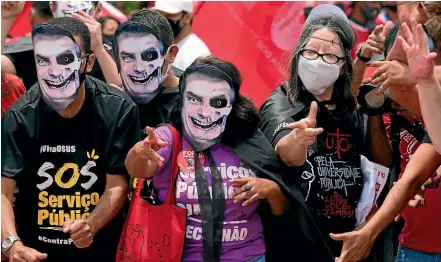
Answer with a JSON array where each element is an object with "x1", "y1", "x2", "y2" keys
[
  {"x1": 116, "y1": 125, "x2": 186, "y2": 262},
  {"x1": 1, "y1": 73, "x2": 26, "y2": 117},
  {"x1": 383, "y1": 115, "x2": 441, "y2": 253},
  {"x1": 7, "y1": 1, "x2": 32, "y2": 41}
]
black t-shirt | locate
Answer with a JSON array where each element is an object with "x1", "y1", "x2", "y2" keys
[
  {"x1": 259, "y1": 86, "x2": 366, "y2": 257},
  {"x1": 1, "y1": 76, "x2": 141, "y2": 262},
  {"x1": 138, "y1": 86, "x2": 179, "y2": 137},
  {"x1": 422, "y1": 132, "x2": 432, "y2": 144}
]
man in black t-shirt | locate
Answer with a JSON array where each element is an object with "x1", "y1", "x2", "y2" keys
[
  {"x1": 114, "y1": 9, "x2": 180, "y2": 197},
  {"x1": 1, "y1": 17, "x2": 140, "y2": 262}
]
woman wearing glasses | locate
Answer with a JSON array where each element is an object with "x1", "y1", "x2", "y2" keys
[{"x1": 259, "y1": 4, "x2": 392, "y2": 258}]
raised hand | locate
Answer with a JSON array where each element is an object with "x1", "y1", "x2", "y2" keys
[
  {"x1": 133, "y1": 127, "x2": 168, "y2": 166},
  {"x1": 72, "y1": 10, "x2": 103, "y2": 53},
  {"x1": 361, "y1": 21, "x2": 394, "y2": 59},
  {"x1": 398, "y1": 18, "x2": 437, "y2": 81},
  {"x1": 369, "y1": 60, "x2": 417, "y2": 95},
  {"x1": 287, "y1": 101, "x2": 324, "y2": 147},
  {"x1": 1, "y1": 1, "x2": 25, "y2": 20}
]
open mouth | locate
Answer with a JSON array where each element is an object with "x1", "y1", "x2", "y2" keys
[
  {"x1": 190, "y1": 116, "x2": 225, "y2": 131},
  {"x1": 43, "y1": 71, "x2": 76, "y2": 89},
  {"x1": 128, "y1": 68, "x2": 159, "y2": 85}
]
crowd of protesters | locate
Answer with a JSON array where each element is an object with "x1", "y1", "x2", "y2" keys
[{"x1": 1, "y1": 1, "x2": 440, "y2": 262}]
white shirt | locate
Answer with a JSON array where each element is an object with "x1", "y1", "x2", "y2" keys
[{"x1": 173, "y1": 33, "x2": 211, "y2": 71}]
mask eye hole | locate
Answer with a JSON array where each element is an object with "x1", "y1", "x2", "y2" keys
[
  {"x1": 141, "y1": 50, "x2": 159, "y2": 62},
  {"x1": 56, "y1": 54, "x2": 75, "y2": 65},
  {"x1": 210, "y1": 97, "x2": 228, "y2": 109}
]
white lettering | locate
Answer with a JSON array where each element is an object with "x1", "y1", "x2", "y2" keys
[
  {"x1": 80, "y1": 161, "x2": 98, "y2": 190},
  {"x1": 37, "y1": 162, "x2": 55, "y2": 190}
]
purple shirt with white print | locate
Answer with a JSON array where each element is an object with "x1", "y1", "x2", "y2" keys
[{"x1": 152, "y1": 125, "x2": 265, "y2": 262}]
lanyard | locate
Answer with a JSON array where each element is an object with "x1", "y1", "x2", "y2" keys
[{"x1": 194, "y1": 149, "x2": 225, "y2": 262}]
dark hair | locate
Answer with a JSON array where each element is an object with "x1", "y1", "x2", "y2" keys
[
  {"x1": 170, "y1": 56, "x2": 259, "y2": 146},
  {"x1": 97, "y1": 16, "x2": 120, "y2": 30},
  {"x1": 427, "y1": 2, "x2": 441, "y2": 51},
  {"x1": 32, "y1": 22, "x2": 83, "y2": 57},
  {"x1": 129, "y1": 9, "x2": 173, "y2": 51},
  {"x1": 32, "y1": 1, "x2": 53, "y2": 18},
  {"x1": 285, "y1": 15, "x2": 356, "y2": 112},
  {"x1": 36, "y1": 17, "x2": 91, "y2": 54}
]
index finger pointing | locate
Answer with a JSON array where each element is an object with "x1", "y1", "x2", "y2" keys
[
  {"x1": 381, "y1": 21, "x2": 394, "y2": 38},
  {"x1": 372, "y1": 24, "x2": 384, "y2": 36},
  {"x1": 308, "y1": 101, "x2": 318, "y2": 120},
  {"x1": 145, "y1": 127, "x2": 157, "y2": 142}
]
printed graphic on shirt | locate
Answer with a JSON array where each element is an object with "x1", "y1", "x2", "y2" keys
[{"x1": 36, "y1": 149, "x2": 100, "y2": 234}]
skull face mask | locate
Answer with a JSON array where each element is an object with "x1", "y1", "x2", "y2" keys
[
  {"x1": 54, "y1": 1, "x2": 93, "y2": 17},
  {"x1": 116, "y1": 22, "x2": 169, "y2": 104},
  {"x1": 181, "y1": 74, "x2": 234, "y2": 151},
  {"x1": 32, "y1": 24, "x2": 85, "y2": 111}
]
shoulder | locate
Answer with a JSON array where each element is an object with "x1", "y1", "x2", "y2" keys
[
  {"x1": 86, "y1": 76, "x2": 137, "y2": 113},
  {"x1": 154, "y1": 125, "x2": 174, "y2": 144},
  {"x1": 7, "y1": 83, "x2": 41, "y2": 114}
]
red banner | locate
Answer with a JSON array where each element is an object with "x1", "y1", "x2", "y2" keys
[{"x1": 193, "y1": 1, "x2": 347, "y2": 107}]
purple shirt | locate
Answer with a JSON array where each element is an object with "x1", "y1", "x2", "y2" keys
[{"x1": 153, "y1": 125, "x2": 265, "y2": 262}]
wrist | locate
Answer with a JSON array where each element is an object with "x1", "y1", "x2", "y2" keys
[
  {"x1": 266, "y1": 181, "x2": 280, "y2": 200},
  {"x1": 5, "y1": 240, "x2": 22, "y2": 257},
  {"x1": 92, "y1": 45, "x2": 106, "y2": 56},
  {"x1": 417, "y1": 73, "x2": 437, "y2": 85},
  {"x1": 85, "y1": 218, "x2": 98, "y2": 236}
]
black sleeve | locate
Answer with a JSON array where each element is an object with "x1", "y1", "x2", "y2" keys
[
  {"x1": 4, "y1": 50, "x2": 38, "y2": 89},
  {"x1": 1, "y1": 109, "x2": 29, "y2": 180},
  {"x1": 107, "y1": 104, "x2": 141, "y2": 175},
  {"x1": 88, "y1": 44, "x2": 116, "y2": 83},
  {"x1": 422, "y1": 132, "x2": 432, "y2": 144}
]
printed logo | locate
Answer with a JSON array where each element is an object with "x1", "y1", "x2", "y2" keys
[
  {"x1": 40, "y1": 145, "x2": 76, "y2": 153},
  {"x1": 177, "y1": 148, "x2": 205, "y2": 173}
]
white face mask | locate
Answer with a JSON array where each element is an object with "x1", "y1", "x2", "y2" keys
[{"x1": 298, "y1": 56, "x2": 342, "y2": 95}]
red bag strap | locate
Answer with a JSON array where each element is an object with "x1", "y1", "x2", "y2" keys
[{"x1": 164, "y1": 124, "x2": 182, "y2": 204}]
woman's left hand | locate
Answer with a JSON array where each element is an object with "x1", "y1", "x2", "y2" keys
[{"x1": 229, "y1": 178, "x2": 278, "y2": 206}]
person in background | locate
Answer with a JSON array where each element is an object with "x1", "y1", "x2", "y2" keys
[
  {"x1": 97, "y1": 15, "x2": 120, "y2": 42},
  {"x1": 1, "y1": 73, "x2": 25, "y2": 117},
  {"x1": 1, "y1": 16, "x2": 140, "y2": 262},
  {"x1": 152, "y1": 1, "x2": 211, "y2": 72},
  {"x1": 2, "y1": 2, "x2": 51, "y2": 90},
  {"x1": 259, "y1": 4, "x2": 392, "y2": 258},
  {"x1": 377, "y1": 2, "x2": 399, "y2": 24},
  {"x1": 330, "y1": 18, "x2": 441, "y2": 262},
  {"x1": 114, "y1": 9, "x2": 180, "y2": 199},
  {"x1": 347, "y1": 2, "x2": 383, "y2": 58}
]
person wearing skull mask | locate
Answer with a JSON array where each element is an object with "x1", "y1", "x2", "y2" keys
[
  {"x1": 125, "y1": 56, "x2": 335, "y2": 262},
  {"x1": 49, "y1": 1, "x2": 96, "y2": 18},
  {"x1": 1, "y1": 17, "x2": 140, "y2": 262}
]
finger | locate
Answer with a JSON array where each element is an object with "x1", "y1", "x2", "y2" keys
[
  {"x1": 233, "y1": 192, "x2": 251, "y2": 204},
  {"x1": 288, "y1": 119, "x2": 308, "y2": 129},
  {"x1": 242, "y1": 193, "x2": 261, "y2": 206},
  {"x1": 410, "y1": 18, "x2": 419, "y2": 47},
  {"x1": 157, "y1": 138, "x2": 168, "y2": 148},
  {"x1": 30, "y1": 249, "x2": 48, "y2": 260},
  {"x1": 63, "y1": 220, "x2": 74, "y2": 233},
  {"x1": 372, "y1": 24, "x2": 384, "y2": 36},
  {"x1": 73, "y1": 236, "x2": 92, "y2": 248},
  {"x1": 372, "y1": 64, "x2": 388, "y2": 81},
  {"x1": 338, "y1": 251, "x2": 349, "y2": 262},
  {"x1": 376, "y1": 79, "x2": 391, "y2": 95},
  {"x1": 366, "y1": 46, "x2": 383, "y2": 56},
  {"x1": 69, "y1": 221, "x2": 86, "y2": 234},
  {"x1": 394, "y1": 213, "x2": 401, "y2": 222},
  {"x1": 71, "y1": 228, "x2": 90, "y2": 241},
  {"x1": 308, "y1": 101, "x2": 318, "y2": 120},
  {"x1": 145, "y1": 127, "x2": 157, "y2": 143},
  {"x1": 362, "y1": 78, "x2": 373, "y2": 85},
  {"x1": 401, "y1": 22, "x2": 414, "y2": 47},
  {"x1": 398, "y1": 36, "x2": 411, "y2": 53},
  {"x1": 329, "y1": 233, "x2": 345, "y2": 241},
  {"x1": 150, "y1": 151, "x2": 165, "y2": 166},
  {"x1": 381, "y1": 21, "x2": 394, "y2": 38},
  {"x1": 302, "y1": 139, "x2": 316, "y2": 146},
  {"x1": 303, "y1": 127, "x2": 324, "y2": 137},
  {"x1": 229, "y1": 178, "x2": 249, "y2": 185},
  {"x1": 230, "y1": 187, "x2": 246, "y2": 199},
  {"x1": 71, "y1": 10, "x2": 94, "y2": 23},
  {"x1": 369, "y1": 61, "x2": 388, "y2": 68},
  {"x1": 427, "y1": 52, "x2": 438, "y2": 62},
  {"x1": 366, "y1": 39, "x2": 384, "y2": 51},
  {"x1": 21, "y1": 249, "x2": 39, "y2": 262}
]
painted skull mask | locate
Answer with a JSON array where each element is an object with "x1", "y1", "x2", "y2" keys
[
  {"x1": 32, "y1": 24, "x2": 84, "y2": 111},
  {"x1": 54, "y1": 1, "x2": 93, "y2": 17},
  {"x1": 181, "y1": 74, "x2": 234, "y2": 150},
  {"x1": 116, "y1": 22, "x2": 168, "y2": 104}
]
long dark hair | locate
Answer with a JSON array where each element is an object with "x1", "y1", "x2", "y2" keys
[
  {"x1": 285, "y1": 15, "x2": 356, "y2": 112},
  {"x1": 170, "y1": 56, "x2": 259, "y2": 146}
]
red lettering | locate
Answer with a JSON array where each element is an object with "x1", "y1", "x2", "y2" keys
[{"x1": 325, "y1": 128, "x2": 351, "y2": 159}]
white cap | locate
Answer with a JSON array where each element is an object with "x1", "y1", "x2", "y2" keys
[{"x1": 152, "y1": 1, "x2": 193, "y2": 14}]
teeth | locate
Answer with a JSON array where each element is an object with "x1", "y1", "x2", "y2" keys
[
  {"x1": 133, "y1": 76, "x2": 148, "y2": 81},
  {"x1": 191, "y1": 118, "x2": 217, "y2": 131}
]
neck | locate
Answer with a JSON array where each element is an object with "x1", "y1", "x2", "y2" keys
[
  {"x1": 174, "y1": 27, "x2": 191, "y2": 44},
  {"x1": 314, "y1": 86, "x2": 336, "y2": 110},
  {"x1": 162, "y1": 74, "x2": 180, "y2": 88},
  {"x1": 351, "y1": 7, "x2": 366, "y2": 25},
  {"x1": 57, "y1": 84, "x2": 86, "y2": 118}
]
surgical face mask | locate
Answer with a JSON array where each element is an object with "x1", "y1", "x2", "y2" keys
[
  {"x1": 298, "y1": 56, "x2": 342, "y2": 95},
  {"x1": 167, "y1": 15, "x2": 184, "y2": 38},
  {"x1": 33, "y1": 25, "x2": 86, "y2": 111},
  {"x1": 181, "y1": 75, "x2": 234, "y2": 151},
  {"x1": 117, "y1": 30, "x2": 170, "y2": 104}
]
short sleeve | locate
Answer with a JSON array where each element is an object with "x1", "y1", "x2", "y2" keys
[
  {"x1": 152, "y1": 125, "x2": 174, "y2": 176},
  {"x1": 422, "y1": 132, "x2": 432, "y2": 144},
  {"x1": 107, "y1": 105, "x2": 142, "y2": 175},
  {"x1": 1, "y1": 109, "x2": 28, "y2": 180},
  {"x1": 259, "y1": 103, "x2": 297, "y2": 148}
]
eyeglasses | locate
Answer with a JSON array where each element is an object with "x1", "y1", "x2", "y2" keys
[{"x1": 300, "y1": 49, "x2": 344, "y2": 65}]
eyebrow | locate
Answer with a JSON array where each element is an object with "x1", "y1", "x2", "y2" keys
[
  {"x1": 36, "y1": 49, "x2": 74, "y2": 59},
  {"x1": 210, "y1": 94, "x2": 228, "y2": 100},
  {"x1": 186, "y1": 91, "x2": 203, "y2": 100},
  {"x1": 120, "y1": 51, "x2": 135, "y2": 57},
  {"x1": 56, "y1": 50, "x2": 74, "y2": 57},
  {"x1": 35, "y1": 54, "x2": 50, "y2": 61}
]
